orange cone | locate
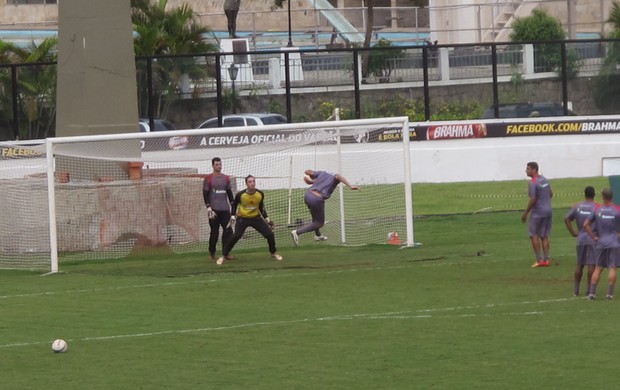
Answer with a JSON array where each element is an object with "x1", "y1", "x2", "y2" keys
[{"x1": 387, "y1": 231, "x2": 401, "y2": 245}]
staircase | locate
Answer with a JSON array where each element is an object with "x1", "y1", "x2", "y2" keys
[
  {"x1": 304, "y1": 0, "x2": 365, "y2": 45},
  {"x1": 481, "y1": 1, "x2": 539, "y2": 43}
]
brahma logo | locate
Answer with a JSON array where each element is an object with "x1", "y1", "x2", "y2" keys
[
  {"x1": 426, "y1": 123, "x2": 487, "y2": 140},
  {"x1": 168, "y1": 136, "x2": 189, "y2": 150}
]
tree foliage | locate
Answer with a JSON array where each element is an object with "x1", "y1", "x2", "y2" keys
[
  {"x1": 130, "y1": 0, "x2": 218, "y2": 118},
  {"x1": 593, "y1": 1, "x2": 620, "y2": 113},
  {"x1": 131, "y1": 0, "x2": 217, "y2": 56},
  {"x1": 510, "y1": 8, "x2": 580, "y2": 77},
  {"x1": 366, "y1": 39, "x2": 404, "y2": 83},
  {"x1": 510, "y1": 9, "x2": 565, "y2": 42},
  {"x1": 0, "y1": 0, "x2": 220, "y2": 139},
  {"x1": 0, "y1": 38, "x2": 58, "y2": 139}
]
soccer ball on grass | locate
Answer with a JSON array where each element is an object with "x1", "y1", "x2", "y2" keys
[{"x1": 51, "y1": 339, "x2": 68, "y2": 353}]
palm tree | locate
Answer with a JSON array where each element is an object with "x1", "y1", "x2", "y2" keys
[
  {"x1": 131, "y1": 0, "x2": 219, "y2": 118},
  {"x1": 132, "y1": 0, "x2": 217, "y2": 55},
  {"x1": 0, "y1": 1, "x2": 218, "y2": 139},
  {"x1": 0, "y1": 38, "x2": 58, "y2": 139}
]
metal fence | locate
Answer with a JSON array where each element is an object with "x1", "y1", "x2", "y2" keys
[{"x1": 0, "y1": 38, "x2": 617, "y2": 140}]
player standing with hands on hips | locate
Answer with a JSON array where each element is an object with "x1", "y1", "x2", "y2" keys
[
  {"x1": 203, "y1": 157, "x2": 234, "y2": 261},
  {"x1": 217, "y1": 175, "x2": 283, "y2": 265},
  {"x1": 291, "y1": 170, "x2": 359, "y2": 246},
  {"x1": 521, "y1": 161, "x2": 553, "y2": 268}
]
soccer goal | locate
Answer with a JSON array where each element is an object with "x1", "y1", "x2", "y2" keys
[{"x1": 0, "y1": 117, "x2": 414, "y2": 272}]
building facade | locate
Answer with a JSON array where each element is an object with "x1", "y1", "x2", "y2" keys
[{"x1": 0, "y1": 0, "x2": 613, "y2": 44}]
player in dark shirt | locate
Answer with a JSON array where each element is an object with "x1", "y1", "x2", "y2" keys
[{"x1": 203, "y1": 157, "x2": 234, "y2": 261}]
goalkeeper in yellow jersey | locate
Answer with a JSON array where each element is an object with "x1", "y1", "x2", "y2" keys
[{"x1": 216, "y1": 175, "x2": 283, "y2": 265}]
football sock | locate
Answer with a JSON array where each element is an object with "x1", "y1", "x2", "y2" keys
[
  {"x1": 607, "y1": 285, "x2": 615, "y2": 297},
  {"x1": 573, "y1": 281, "x2": 580, "y2": 296}
]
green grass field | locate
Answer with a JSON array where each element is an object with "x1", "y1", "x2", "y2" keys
[{"x1": 3, "y1": 176, "x2": 619, "y2": 389}]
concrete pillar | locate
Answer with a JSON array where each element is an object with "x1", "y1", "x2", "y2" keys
[
  {"x1": 268, "y1": 58, "x2": 282, "y2": 89},
  {"x1": 524, "y1": 44, "x2": 534, "y2": 75},
  {"x1": 56, "y1": 0, "x2": 138, "y2": 137},
  {"x1": 439, "y1": 47, "x2": 450, "y2": 81}
]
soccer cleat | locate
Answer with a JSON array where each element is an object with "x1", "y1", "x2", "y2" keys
[
  {"x1": 607, "y1": 295, "x2": 614, "y2": 300},
  {"x1": 209, "y1": 254, "x2": 216, "y2": 261},
  {"x1": 271, "y1": 253, "x2": 283, "y2": 261},
  {"x1": 225, "y1": 255, "x2": 235, "y2": 260},
  {"x1": 314, "y1": 235, "x2": 328, "y2": 242},
  {"x1": 290, "y1": 230, "x2": 299, "y2": 246},
  {"x1": 541, "y1": 260, "x2": 550, "y2": 267},
  {"x1": 531, "y1": 261, "x2": 543, "y2": 268},
  {"x1": 216, "y1": 256, "x2": 225, "y2": 265},
  {"x1": 587, "y1": 294, "x2": 596, "y2": 300}
]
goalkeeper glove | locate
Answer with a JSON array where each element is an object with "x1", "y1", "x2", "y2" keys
[
  {"x1": 207, "y1": 207, "x2": 216, "y2": 220},
  {"x1": 227, "y1": 216, "x2": 237, "y2": 230},
  {"x1": 265, "y1": 217, "x2": 275, "y2": 228}
]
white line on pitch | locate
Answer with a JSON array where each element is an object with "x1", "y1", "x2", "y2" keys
[
  {"x1": 0, "y1": 255, "x2": 564, "y2": 301},
  {"x1": 0, "y1": 264, "x2": 427, "y2": 300},
  {"x1": 415, "y1": 297, "x2": 574, "y2": 313},
  {"x1": 0, "y1": 281, "x2": 205, "y2": 300},
  {"x1": 0, "y1": 305, "x2": 593, "y2": 350}
]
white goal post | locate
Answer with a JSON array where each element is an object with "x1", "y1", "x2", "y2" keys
[{"x1": 0, "y1": 117, "x2": 414, "y2": 273}]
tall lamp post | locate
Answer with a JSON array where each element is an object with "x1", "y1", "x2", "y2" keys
[
  {"x1": 228, "y1": 63, "x2": 239, "y2": 114},
  {"x1": 287, "y1": 0, "x2": 293, "y2": 47}
]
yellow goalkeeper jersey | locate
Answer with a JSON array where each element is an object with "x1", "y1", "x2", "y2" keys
[{"x1": 232, "y1": 189, "x2": 267, "y2": 219}]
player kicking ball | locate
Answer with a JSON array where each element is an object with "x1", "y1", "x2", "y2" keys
[
  {"x1": 291, "y1": 169, "x2": 360, "y2": 246},
  {"x1": 217, "y1": 175, "x2": 283, "y2": 265}
]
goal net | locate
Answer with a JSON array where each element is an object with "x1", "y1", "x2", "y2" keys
[{"x1": 0, "y1": 117, "x2": 413, "y2": 272}]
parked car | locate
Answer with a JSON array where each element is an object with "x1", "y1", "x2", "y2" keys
[
  {"x1": 481, "y1": 102, "x2": 577, "y2": 119},
  {"x1": 139, "y1": 118, "x2": 176, "y2": 132},
  {"x1": 198, "y1": 113, "x2": 288, "y2": 128}
]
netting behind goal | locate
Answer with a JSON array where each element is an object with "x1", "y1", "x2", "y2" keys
[
  {"x1": 0, "y1": 117, "x2": 413, "y2": 272},
  {"x1": 0, "y1": 141, "x2": 49, "y2": 270}
]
